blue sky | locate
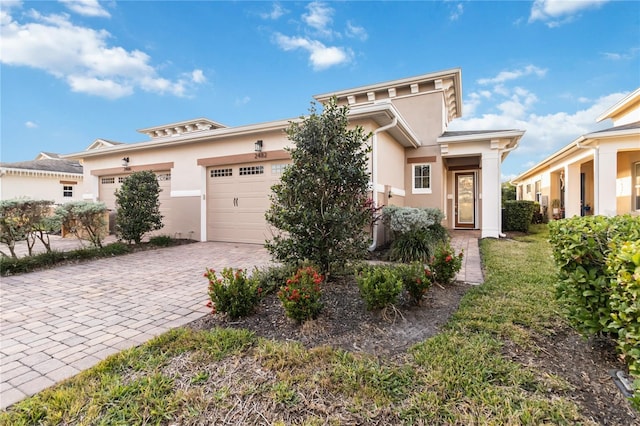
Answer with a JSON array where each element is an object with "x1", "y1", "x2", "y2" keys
[{"x1": 1, "y1": 0, "x2": 638, "y2": 179}]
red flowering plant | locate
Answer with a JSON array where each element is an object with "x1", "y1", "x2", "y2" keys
[
  {"x1": 277, "y1": 266, "x2": 324, "y2": 322},
  {"x1": 396, "y1": 262, "x2": 432, "y2": 305},
  {"x1": 429, "y1": 243, "x2": 463, "y2": 285},
  {"x1": 204, "y1": 267, "x2": 261, "y2": 319}
]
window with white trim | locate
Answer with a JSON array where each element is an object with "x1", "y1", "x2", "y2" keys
[
  {"x1": 412, "y1": 164, "x2": 431, "y2": 194},
  {"x1": 63, "y1": 185, "x2": 73, "y2": 198},
  {"x1": 101, "y1": 177, "x2": 115, "y2": 184},
  {"x1": 535, "y1": 180, "x2": 542, "y2": 204},
  {"x1": 271, "y1": 164, "x2": 288, "y2": 175}
]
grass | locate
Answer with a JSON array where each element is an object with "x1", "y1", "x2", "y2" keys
[{"x1": 0, "y1": 225, "x2": 597, "y2": 424}]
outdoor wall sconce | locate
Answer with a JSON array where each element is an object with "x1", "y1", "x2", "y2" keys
[
  {"x1": 254, "y1": 140, "x2": 263, "y2": 152},
  {"x1": 122, "y1": 157, "x2": 130, "y2": 167},
  {"x1": 388, "y1": 190, "x2": 393, "y2": 198}
]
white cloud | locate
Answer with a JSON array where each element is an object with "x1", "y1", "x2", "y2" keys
[
  {"x1": 303, "y1": 2, "x2": 334, "y2": 38},
  {"x1": 529, "y1": 0, "x2": 609, "y2": 27},
  {"x1": 477, "y1": 65, "x2": 547, "y2": 85},
  {"x1": 449, "y1": 3, "x2": 464, "y2": 21},
  {"x1": 25, "y1": 121, "x2": 38, "y2": 128},
  {"x1": 235, "y1": 96, "x2": 251, "y2": 106},
  {"x1": 345, "y1": 21, "x2": 367, "y2": 41},
  {"x1": 274, "y1": 33, "x2": 351, "y2": 70},
  {"x1": 0, "y1": 8, "x2": 205, "y2": 99},
  {"x1": 59, "y1": 0, "x2": 110, "y2": 18},
  {"x1": 601, "y1": 47, "x2": 639, "y2": 61},
  {"x1": 260, "y1": 2, "x2": 286, "y2": 20}
]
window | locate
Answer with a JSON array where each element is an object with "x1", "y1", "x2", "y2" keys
[
  {"x1": 412, "y1": 164, "x2": 431, "y2": 194},
  {"x1": 271, "y1": 164, "x2": 288, "y2": 175},
  {"x1": 526, "y1": 184, "x2": 531, "y2": 194},
  {"x1": 63, "y1": 185, "x2": 73, "y2": 198},
  {"x1": 118, "y1": 176, "x2": 126, "y2": 183},
  {"x1": 101, "y1": 177, "x2": 115, "y2": 184},
  {"x1": 535, "y1": 180, "x2": 542, "y2": 204},
  {"x1": 157, "y1": 173, "x2": 171, "y2": 181},
  {"x1": 239, "y1": 165, "x2": 264, "y2": 176},
  {"x1": 211, "y1": 168, "x2": 232, "y2": 177}
]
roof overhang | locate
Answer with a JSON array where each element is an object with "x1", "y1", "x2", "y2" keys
[
  {"x1": 437, "y1": 130, "x2": 525, "y2": 161},
  {"x1": 597, "y1": 88, "x2": 640, "y2": 123},
  {"x1": 348, "y1": 102, "x2": 421, "y2": 148}
]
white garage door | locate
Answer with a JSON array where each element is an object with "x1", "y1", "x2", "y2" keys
[
  {"x1": 207, "y1": 161, "x2": 289, "y2": 244},
  {"x1": 98, "y1": 172, "x2": 172, "y2": 231}
]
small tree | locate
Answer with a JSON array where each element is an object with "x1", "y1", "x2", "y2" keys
[
  {"x1": 55, "y1": 201, "x2": 108, "y2": 248},
  {"x1": 0, "y1": 199, "x2": 29, "y2": 258},
  {"x1": 266, "y1": 99, "x2": 371, "y2": 276},
  {"x1": 115, "y1": 171, "x2": 163, "y2": 244}
]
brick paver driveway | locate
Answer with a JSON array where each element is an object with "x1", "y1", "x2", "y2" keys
[{"x1": 0, "y1": 242, "x2": 271, "y2": 409}]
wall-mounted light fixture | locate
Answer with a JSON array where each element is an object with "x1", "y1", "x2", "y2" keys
[
  {"x1": 122, "y1": 157, "x2": 130, "y2": 167},
  {"x1": 388, "y1": 190, "x2": 393, "y2": 198},
  {"x1": 254, "y1": 140, "x2": 263, "y2": 153}
]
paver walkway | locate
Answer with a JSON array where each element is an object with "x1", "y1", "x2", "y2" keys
[{"x1": 1, "y1": 231, "x2": 483, "y2": 410}]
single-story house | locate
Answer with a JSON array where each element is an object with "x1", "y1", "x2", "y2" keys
[
  {"x1": 0, "y1": 152, "x2": 84, "y2": 204},
  {"x1": 512, "y1": 88, "x2": 640, "y2": 219},
  {"x1": 64, "y1": 68, "x2": 524, "y2": 244}
]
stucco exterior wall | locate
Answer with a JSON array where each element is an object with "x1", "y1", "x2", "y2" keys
[
  {"x1": 0, "y1": 173, "x2": 82, "y2": 204},
  {"x1": 391, "y1": 92, "x2": 445, "y2": 145}
]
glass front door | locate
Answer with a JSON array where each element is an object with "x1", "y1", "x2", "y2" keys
[{"x1": 455, "y1": 173, "x2": 475, "y2": 228}]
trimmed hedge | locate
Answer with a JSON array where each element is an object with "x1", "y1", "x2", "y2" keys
[
  {"x1": 503, "y1": 200, "x2": 537, "y2": 232},
  {"x1": 549, "y1": 215, "x2": 640, "y2": 406}
]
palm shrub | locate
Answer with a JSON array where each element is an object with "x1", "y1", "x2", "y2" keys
[{"x1": 115, "y1": 171, "x2": 163, "y2": 244}]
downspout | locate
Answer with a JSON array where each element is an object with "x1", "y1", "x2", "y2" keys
[
  {"x1": 497, "y1": 140, "x2": 520, "y2": 238},
  {"x1": 368, "y1": 117, "x2": 398, "y2": 251},
  {"x1": 575, "y1": 137, "x2": 599, "y2": 215}
]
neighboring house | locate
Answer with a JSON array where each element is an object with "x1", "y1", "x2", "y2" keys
[
  {"x1": 0, "y1": 153, "x2": 84, "y2": 204},
  {"x1": 512, "y1": 88, "x2": 640, "y2": 219},
  {"x1": 64, "y1": 68, "x2": 524, "y2": 244}
]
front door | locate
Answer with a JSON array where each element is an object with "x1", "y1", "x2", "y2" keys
[{"x1": 455, "y1": 173, "x2": 475, "y2": 228}]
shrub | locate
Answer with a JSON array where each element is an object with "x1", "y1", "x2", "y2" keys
[
  {"x1": 252, "y1": 264, "x2": 299, "y2": 295},
  {"x1": 396, "y1": 262, "x2": 432, "y2": 305},
  {"x1": 265, "y1": 99, "x2": 371, "y2": 276},
  {"x1": 503, "y1": 200, "x2": 537, "y2": 232},
  {"x1": 549, "y1": 215, "x2": 640, "y2": 336},
  {"x1": 205, "y1": 268, "x2": 261, "y2": 319},
  {"x1": 430, "y1": 243, "x2": 463, "y2": 285},
  {"x1": 115, "y1": 171, "x2": 163, "y2": 244},
  {"x1": 383, "y1": 206, "x2": 448, "y2": 263},
  {"x1": 0, "y1": 199, "x2": 58, "y2": 258},
  {"x1": 55, "y1": 201, "x2": 108, "y2": 248},
  {"x1": 607, "y1": 240, "x2": 640, "y2": 403},
  {"x1": 149, "y1": 235, "x2": 173, "y2": 247},
  {"x1": 101, "y1": 242, "x2": 132, "y2": 256},
  {"x1": 277, "y1": 266, "x2": 324, "y2": 322},
  {"x1": 356, "y1": 265, "x2": 403, "y2": 310}
]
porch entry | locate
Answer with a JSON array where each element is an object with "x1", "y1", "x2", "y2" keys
[{"x1": 455, "y1": 172, "x2": 475, "y2": 228}]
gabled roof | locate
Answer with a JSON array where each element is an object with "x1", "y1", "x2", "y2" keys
[
  {"x1": 86, "y1": 139, "x2": 124, "y2": 150},
  {"x1": 597, "y1": 88, "x2": 640, "y2": 123},
  {"x1": 0, "y1": 158, "x2": 83, "y2": 174},
  {"x1": 35, "y1": 152, "x2": 60, "y2": 160},
  {"x1": 314, "y1": 68, "x2": 463, "y2": 123}
]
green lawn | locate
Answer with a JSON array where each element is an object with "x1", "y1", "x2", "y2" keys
[{"x1": 0, "y1": 226, "x2": 598, "y2": 425}]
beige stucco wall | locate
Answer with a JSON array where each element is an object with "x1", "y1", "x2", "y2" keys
[
  {"x1": 391, "y1": 92, "x2": 445, "y2": 145},
  {"x1": 0, "y1": 173, "x2": 82, "y2": 204},
  {"x1": 617, "y1": 150, "x2": 640, "y2": 214}
]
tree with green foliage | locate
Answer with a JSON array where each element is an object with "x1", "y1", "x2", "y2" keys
[
  {"x1": 0, "y1": 199, "x2": 60, "y2": 258},
  {"x1": 55, "y1": 201, "x2": 108, "y2": 248},
  {"x1": 501, "y1": 182, "x2": 516, "y2": 206},
  {"x1": 115, "y1": 171, "x2": 163, "y2": 244},
  {"x1": 265, "y1": 99, "x2": 372, "y2": 276}
]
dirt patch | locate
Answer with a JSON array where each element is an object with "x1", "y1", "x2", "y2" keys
[
  {"x1": 504, "y1": 328, "x2": 638, "y2": 425},
  {"x1": 189, "y1": 275, "x2": 638, "y2": 424},
  {"x1": 189, "y1": 277, "x2": 471, "y2": 360}
]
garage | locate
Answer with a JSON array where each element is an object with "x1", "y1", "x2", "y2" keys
[
  {"x1": 98, "y1": 171, "x2": 172, "y2": 233},
  {"x1": 206, "y1": 160, "x2": 289, "y2": 244}
]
